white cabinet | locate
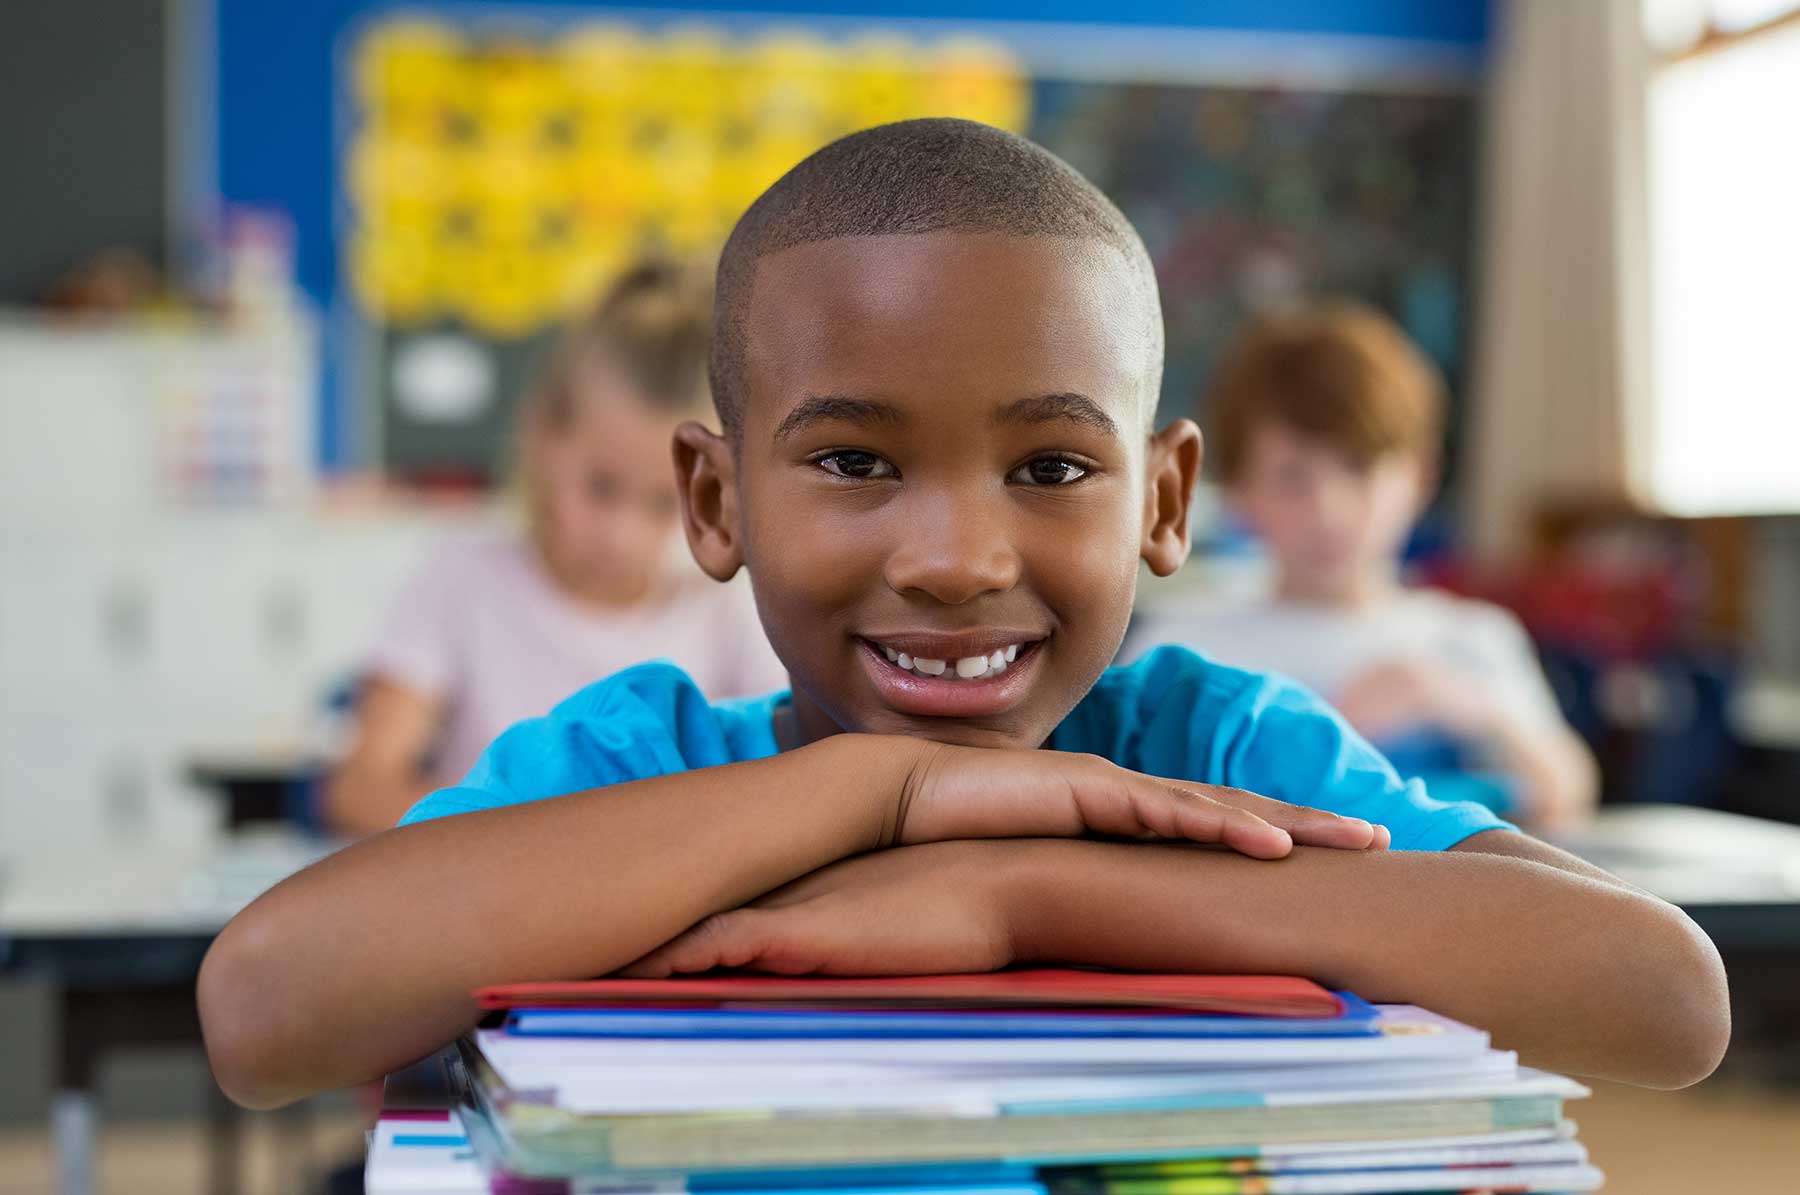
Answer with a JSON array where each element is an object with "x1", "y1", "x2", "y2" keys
[{"x1": 0, "y1": 316, "x2": 492, "y2": 854}]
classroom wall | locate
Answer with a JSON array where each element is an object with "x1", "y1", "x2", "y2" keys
[
  {"x1": 218, "y1": 0, "x2": 1489, "y2": 311},
  {"x1": 212, "y1": 0, "x2": 1491, "y2": 468}
]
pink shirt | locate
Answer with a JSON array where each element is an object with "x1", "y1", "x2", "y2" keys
[{"x1": 366, "y1": 534, "x2": 787, "y2": 782}]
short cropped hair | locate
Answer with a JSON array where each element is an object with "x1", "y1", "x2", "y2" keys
[
  {"x1": 1206, "y1": 301, "x2": 1444, "y2": 484},
  {"x1": 709, "y1": 118, "x2": 1162, "y2": 438}
]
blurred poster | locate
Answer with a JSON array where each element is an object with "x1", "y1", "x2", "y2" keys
[{"x1": 338, "y1": 14, "x2": 1471, "y2": 487}]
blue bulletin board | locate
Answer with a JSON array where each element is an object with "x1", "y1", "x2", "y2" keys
[{"x1": 213, "y1": 1, "x2": 1489, "y2": 479}]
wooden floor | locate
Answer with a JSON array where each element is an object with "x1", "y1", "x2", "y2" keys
[
  {"x1": 0, "y1": 1077, "x2": 1795, "y2": 1194},
  {"x1": 1571, "y1": 1076, "x2": 1800, "y2": 1192}
]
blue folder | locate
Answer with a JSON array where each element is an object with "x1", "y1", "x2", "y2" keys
[{"x1": 503, "y1": 993, "x2": 1380, "y2": 1039}]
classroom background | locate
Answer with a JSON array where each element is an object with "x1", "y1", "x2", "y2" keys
[{"x1": 2, "y1": 0, "x2": 1799, "y2": 1191}]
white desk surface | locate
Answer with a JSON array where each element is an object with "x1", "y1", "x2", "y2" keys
[
  {"x1": 1548, "y1": 805, "x2": 1800, "y2": 905},
  {"x1": 0, "y1": 828, "x2": 340, "y2": 938},
  {"x1": 3, "y1": 808, "x2": 1799, "y2": 941}
]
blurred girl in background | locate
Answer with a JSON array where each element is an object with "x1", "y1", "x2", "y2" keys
[{"x1": 325, "y1": 262, "x2": 785, "y2": 834}]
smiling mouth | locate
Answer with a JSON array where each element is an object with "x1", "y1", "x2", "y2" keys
[{"x1": 864, "y1": 638, "x2": 1038, "y2": 682}]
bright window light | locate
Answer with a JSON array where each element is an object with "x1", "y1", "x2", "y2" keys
[{"x1": 1646, "y1": 18, "x2": 1800, "y2": 514}]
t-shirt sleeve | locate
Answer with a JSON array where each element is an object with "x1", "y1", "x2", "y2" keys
[
  {"x1": 1074, "y1": 647, "x2": 1513, "y2": 852},
  {"x1": 363, "y1": 544, "x2": 465, "y2": 699},
  {"x1": 1214, "y1": 672, "x2": 1516, "y2": 851},
  {"x1": 397, "y1": 661, "x2": 721, "y2": 826}
]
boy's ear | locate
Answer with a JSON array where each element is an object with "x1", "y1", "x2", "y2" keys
[
  {"x1": 1141, "y1": 419, "x2": 1204, "y2": 577},
  {"x1": 672, "y1": 421, "x2": 744, "y2": 581}
]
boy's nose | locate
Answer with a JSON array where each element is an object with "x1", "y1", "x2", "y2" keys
[{"x1": 882, "y1": 497, "x2": 1022, "y2": 606}]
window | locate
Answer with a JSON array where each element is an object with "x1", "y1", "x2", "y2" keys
[{"x1": 1643, "y1": 1, "x2": 1800, "y2": 514}]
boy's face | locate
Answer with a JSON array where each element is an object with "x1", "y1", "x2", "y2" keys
[
  {"x1": 681, "y1": 233, "x2": 1197, "y2": 749},
  {"x1": 1229, "y1": 422, "x2": 1426, "y2": 595}
]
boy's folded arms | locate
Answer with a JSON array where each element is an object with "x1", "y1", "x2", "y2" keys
[{"x1": 625, "y1": 831, "x2": 1727, "y2": 1092}]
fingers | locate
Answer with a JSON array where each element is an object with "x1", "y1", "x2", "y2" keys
[
  {"x1": 1206, "y1": 802, "x2": 1296, "y2": 859},
  {"x1": 1059, "y1": 762, "x2": 1296, "y2": 859},
  {"x1": 618, "y1": 907, "x2": 841, "y2": 978},
  {"x1": 617, "y1": 909, "x2": 773, "y2": 978},
  {"x1": 1150, "y1": 787, "x2": 1294, "y2": 859},
  {"x1": 905, "y1": 748, "x2": 1385, "y2": 858},
  {"x1": 1201, "y1": 786, "x2": 1386, "y2": 851},
  {"x1": 1118, "y1": 768, "x2": 1387, "y2": 856}
]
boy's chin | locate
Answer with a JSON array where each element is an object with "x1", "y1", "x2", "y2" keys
[{"x1": 852, "y1": 711, "x2": 1049, "y2": 751}]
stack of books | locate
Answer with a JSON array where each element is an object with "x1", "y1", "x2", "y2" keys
[{"x1": 369, "y1": 971, "x2": 1603, "y2": 1194}]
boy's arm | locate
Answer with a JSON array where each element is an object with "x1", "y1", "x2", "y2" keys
[
  {"x1": 617, "y1": 829, "x2": 1726, "y2": 1089},
  {"x1": 202, "y1": 735, "x2": 926, "y2": 1109},
  {"x1": 1009, "y1": 831, "x2": 1727, "y2": 1089},
  {"x1": 200, "y1": 737, "x2": 1372, "y2": 1109}
]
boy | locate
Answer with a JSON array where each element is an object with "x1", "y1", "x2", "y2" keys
[
  {"x1": 1132, "y1": 304, "x2": 1597, "y2": 827},
  {"x1": 199, "y1": 120, "x2": 1725, "y2": 1111}
]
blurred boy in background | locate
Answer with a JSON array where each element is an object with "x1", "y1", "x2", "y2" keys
[
  {"x1": 325, "y1": 262, "x2": 785, "y2": 834},
  {"x1": 1132, "y1": 302, "x2": 1596, "y2": 828}
]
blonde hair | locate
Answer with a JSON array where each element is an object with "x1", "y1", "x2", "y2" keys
[
  {"x1": 530, "y1": 259, "x2": 715, "y2": 425},
  {"x1": 519, "y1": 260, "x2": 714, "y2": 538},
  {"x1": 1206, "y1": 301, "x2": 1443, "y2": 485}
]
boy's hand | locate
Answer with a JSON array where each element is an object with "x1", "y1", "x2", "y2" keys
[
  {"x1": 618, "y1": 841, "x2": 1020, "y2": 978},
  {"x1": 894, "y1": 742, "x2": 1388, "y2": 859}
]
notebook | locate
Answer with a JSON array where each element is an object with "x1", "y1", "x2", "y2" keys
[
  {"x1": 454, "y1": 1043, "x2": 1576, "y2": 1177},
  {"x1": 471, "y1": 1005, "x2": 1487, "y2": 1083},
  {"x1": 475, "y1": 971, "x2": 1343, "y2": 1018},
  {"x1": 500, "y1": 994, "x2": 1381, "y2": 1041}
]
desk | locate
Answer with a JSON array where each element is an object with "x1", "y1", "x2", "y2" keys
[
  {"x1": 1551, "y1": 805, "x2": 1800, "y2": 950},
  {"x1": 186, "y1": 748, "x2": 327, "y2": 831},
  {"x1": 0, "y1": 829, "x2": 339, "y2": 1195}
]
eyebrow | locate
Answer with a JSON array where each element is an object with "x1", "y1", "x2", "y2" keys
[
  {"x1": 772, "y1": 395, "x2": 909, "y2": 442},
  {"x1": 770, "y1": 390, "x2": 1123, "y2": 442},
  {"x1": 993, "y1": 392, "x2": 1121, "y2": 438}
]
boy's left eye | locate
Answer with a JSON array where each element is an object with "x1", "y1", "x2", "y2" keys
[{"x1": 1009, "y1": 456, "x2": 1090, "y2": 486}]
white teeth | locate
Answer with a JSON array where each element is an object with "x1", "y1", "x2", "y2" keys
[{"x1": 878, "y1": 642, "x2": 1029, "y2": 680}]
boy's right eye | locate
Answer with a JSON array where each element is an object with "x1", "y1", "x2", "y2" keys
[{"x1": 815, "y1": 450, "x2": 898, "y2": 480}]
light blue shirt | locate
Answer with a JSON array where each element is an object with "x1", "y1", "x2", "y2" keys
[{"x1": 401, "y1": 645, "x2": 1512, "y2": 852}]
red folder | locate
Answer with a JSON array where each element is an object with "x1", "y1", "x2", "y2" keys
[{"x1": 474, "y1": 969, "x2": 1342, "y2": 1018}]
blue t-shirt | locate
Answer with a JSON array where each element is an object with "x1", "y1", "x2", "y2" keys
[{"x1": 401, "y1": 645, "x2": 1511, "y2": 852}]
